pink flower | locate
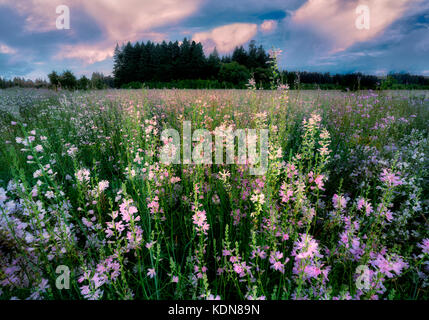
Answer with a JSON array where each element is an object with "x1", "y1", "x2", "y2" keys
[
  {"x1": 418, "y1": 239, "x2": 429, "y2": 255},
  {"x1": 380, "y1": 168, "x2": 403, "y2": 187},
  {"x1": 280, "y1": 182, "x2": 294, "y2": 203},
  {"x1": 192, "y1": 209, "x2": 209, "y2": 235},
  {"x1": 332, "y1": 194, "x2": 348, "y2": 210},
  {"x1": 357, "y1": 197, "x2": 373, "y2": 216},
  {"x1": 370, "y1": 253, "x2": 408, "y2": 278},
  {"x1": 271, "y1": 261, "x2": 285, "y2": 273},
  {"x1": 147, "y1": 268, "x2": 156, "y2": 278}
]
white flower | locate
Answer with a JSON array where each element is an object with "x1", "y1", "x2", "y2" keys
[
  {"x1": 251, "y1": 192, "x2": 265, "y2": 205},
  {"x1": 98, "y1": 180, "x2": 109, "y2": 192},
  {"x1": 76, "y1": 168, "x2": 90, "y2": 183},
  {"x1": 45, "y1": 191, "x2": 55, "y2": 199},
  {"x1": 33, "y1": 170, "x2": 42, "y2": 178},
  {"x1": 67, "y1": 146, "x2": 78, "y2": 157}
]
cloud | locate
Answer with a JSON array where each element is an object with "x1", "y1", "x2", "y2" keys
[
  {"x1": 0, "y1": 0, "x2": 200, "y2": 62},
  {"x1": 260, "y1": 20, "x2": 278, "y2": 33},
  {"x1": 55, "y1": 31, "x2": 167, "y2": 64},
  {"x1": 292, "y1": 0, "x2": 420, "y2": 52},
  {"x1": 0, "y1": 43, "x2": 16, "y2": 54},
  {"x1": 80, "y1": 0, "x2": 200, "y2": 41},
  {"x1": 55, "y1": 43, "x2": 114, "y2": 65},
  {"x1": 0, "y1": 0, "x2": 62, "y2": 32},
  {"x1": 193, "y1": 23, "x2": 258, "y2": 53}
]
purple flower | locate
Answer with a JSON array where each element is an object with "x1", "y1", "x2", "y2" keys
[
  {"x1": 380, "y1": 168, "x2": 403, "y2": 187},
  {"x1": 418, "y1": 239, "x2": 429, "y2": 255}
]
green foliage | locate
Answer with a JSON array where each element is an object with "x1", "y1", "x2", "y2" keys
[
  {"x1": 0, "y1": 89, "x2": 428, "y2": 300},
  {"x1": 46, "y1": 70, "x2": 114, "y2": 91},
  {"x1": 77, "y1": 76, "x2": 90, "y2": 90},
  {"x1": 60, "y1": 70, "x2": 77, "y2": 90},
  {"x1": 219, "y1": 62, "x2": 250, "y2": 87},
  {"x1": 113, "y1": 39, "x2": 271, "y2": 88}
]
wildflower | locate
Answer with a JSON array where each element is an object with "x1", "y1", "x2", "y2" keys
[
  {"x1": 146, "y1": 241, "x2": 156, "y2": 250},
  {"x1": 33, "y1": 169, "x2": 42, "y2": 178},
  {"x1": 380, "y1": 168, "x2": 403, "y2": 187},
  {"x1": 280, "y1": 182, "x2": 293, "y2": 203},
  {"x1": 218, "y1": 170, "x2": 230, "y2": 181},
  {"x1": 45, "y1": 191, "x2": 55, "y2": 199},
  {"x1": 313, "y1": 174, "x2": 325, "y2": 190},
  {"x1": 222, "y1": 249, "x2": 231, "y2": 256},
  {"x1": 250, "y1": 192, "x2": 265, "y2": 205},
  {"x1": 370, "y1": 253, "x2": 408, "y2": 278},
  {"x1": 292, "y1": 234, "x2": 321, "y2": 260},
  {"x1": 147, "y1": 197, "x2": 160, "y2": 215},
  {"x1": 192, "y1": 209, "x2": 209, "y2": 235},
  {"x1": 76, "y1": 168, "x2": 90, "y2": 183},
  {"x1": 246, "y1": 295, "x2": 266, "y2": 300},
  {"x1": 67, "y1": 146, "x2": 78, "y2": 157},
  {"x1": 34, "y1": 145, "x2": 43, "y2": 152},
  {"x1": 356, "y1": 197, "x2": 373, "y2": 215},
  {"x1": 332, "y1": 194, "x2": 349, "y2": 211},
  {"x1": 212, "y1": 194, "x2": 220, "y2": 204},
  {"x1": 418, "y1": 239, "x2": 429, "y2": 255},
  {"x1": 147, "y1": 268, "x2": 156, "y2": 279}
]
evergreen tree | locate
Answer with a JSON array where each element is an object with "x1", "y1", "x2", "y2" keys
[
  {"x1": 48, "y1": 71, "x2": 60, "y2": 90},
  {"x1": 207, "y1": 48, "x2": 221, "y2": 79},
  {"x1": 77, "y1": 75, "x2": 90, "y2": 90},
  {"x1": 232, "y1": 46, "x2": 248, "y2": 67}
]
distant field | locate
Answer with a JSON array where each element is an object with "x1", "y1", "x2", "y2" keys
[{"x1": 0, "y1": 88, "x2": 428, "y2": 300}]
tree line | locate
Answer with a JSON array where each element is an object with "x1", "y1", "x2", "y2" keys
[
  {"x1": 46, "y1": 71, "x2": 114, "y2": 90},
  {"x1": 113, "y1": 39, "x2": 272, "y2": 88},
  {"x1": 112, "y1": 38, "x2": 429, "y2": 90},
  {"x1": 0, "y1": 77, "x2": 49, "y2": 89},
  {"x1": 281, "y1": 71, "x2": 429, "y2": 90},
  {"x1": 2, "y1": 38, "x2": 429, "y2": 90}
]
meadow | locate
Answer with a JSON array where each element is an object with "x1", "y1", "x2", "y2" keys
[{"x1": 0, "y1": 87, "x2": 428, "y2": 300}]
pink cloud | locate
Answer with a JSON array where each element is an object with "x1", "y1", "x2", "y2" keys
[
  {"x1": 193, "y1": 23, "x2": 258, "y2": 53},
  {"x1": 55, "y1": 43, "x2": 114, "y2": 65},
  {"x1": 260, "y1": 20, "x2": 278, "y2": 33},
  {"x1": 0, "y1": 0, "x2": 63, "y2": 32},
  {"x1": 0, "y1": 43, "x2": 16, "y2": 54},
  {"x1": 80, "y1": 0, "x2": 200, "y2": 41},
  {"x1": 292, "y1": 0, "x2": 419, "y2": 52},
  {"x1": 0, "y1": 0, "x2": 200, "y2": 62},
  {"x1": 55, "y1": 31, "x2": 167, "y2": 64}
]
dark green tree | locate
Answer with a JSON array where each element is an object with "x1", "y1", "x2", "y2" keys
[
  {"x1": 48, "y1": 71, "x2": 60, "y2": 90},
  {"x1": 60, "y1": 70, "x2": 77, "y2": 90},
  {"x1": 219, "y1": 62, "x2": 250, "y2": 86},
  {"x1": 77, "y1": 75, "x2": 90, "y2": 90}
]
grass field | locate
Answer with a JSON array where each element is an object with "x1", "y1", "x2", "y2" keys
[{"x1": 0, "y1": 88, "x2": 428, "y2": 300}]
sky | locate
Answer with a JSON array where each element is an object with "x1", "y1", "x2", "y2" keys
[{"x1": 0, "y1": 0, "x2": 429, "y2": 80}]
